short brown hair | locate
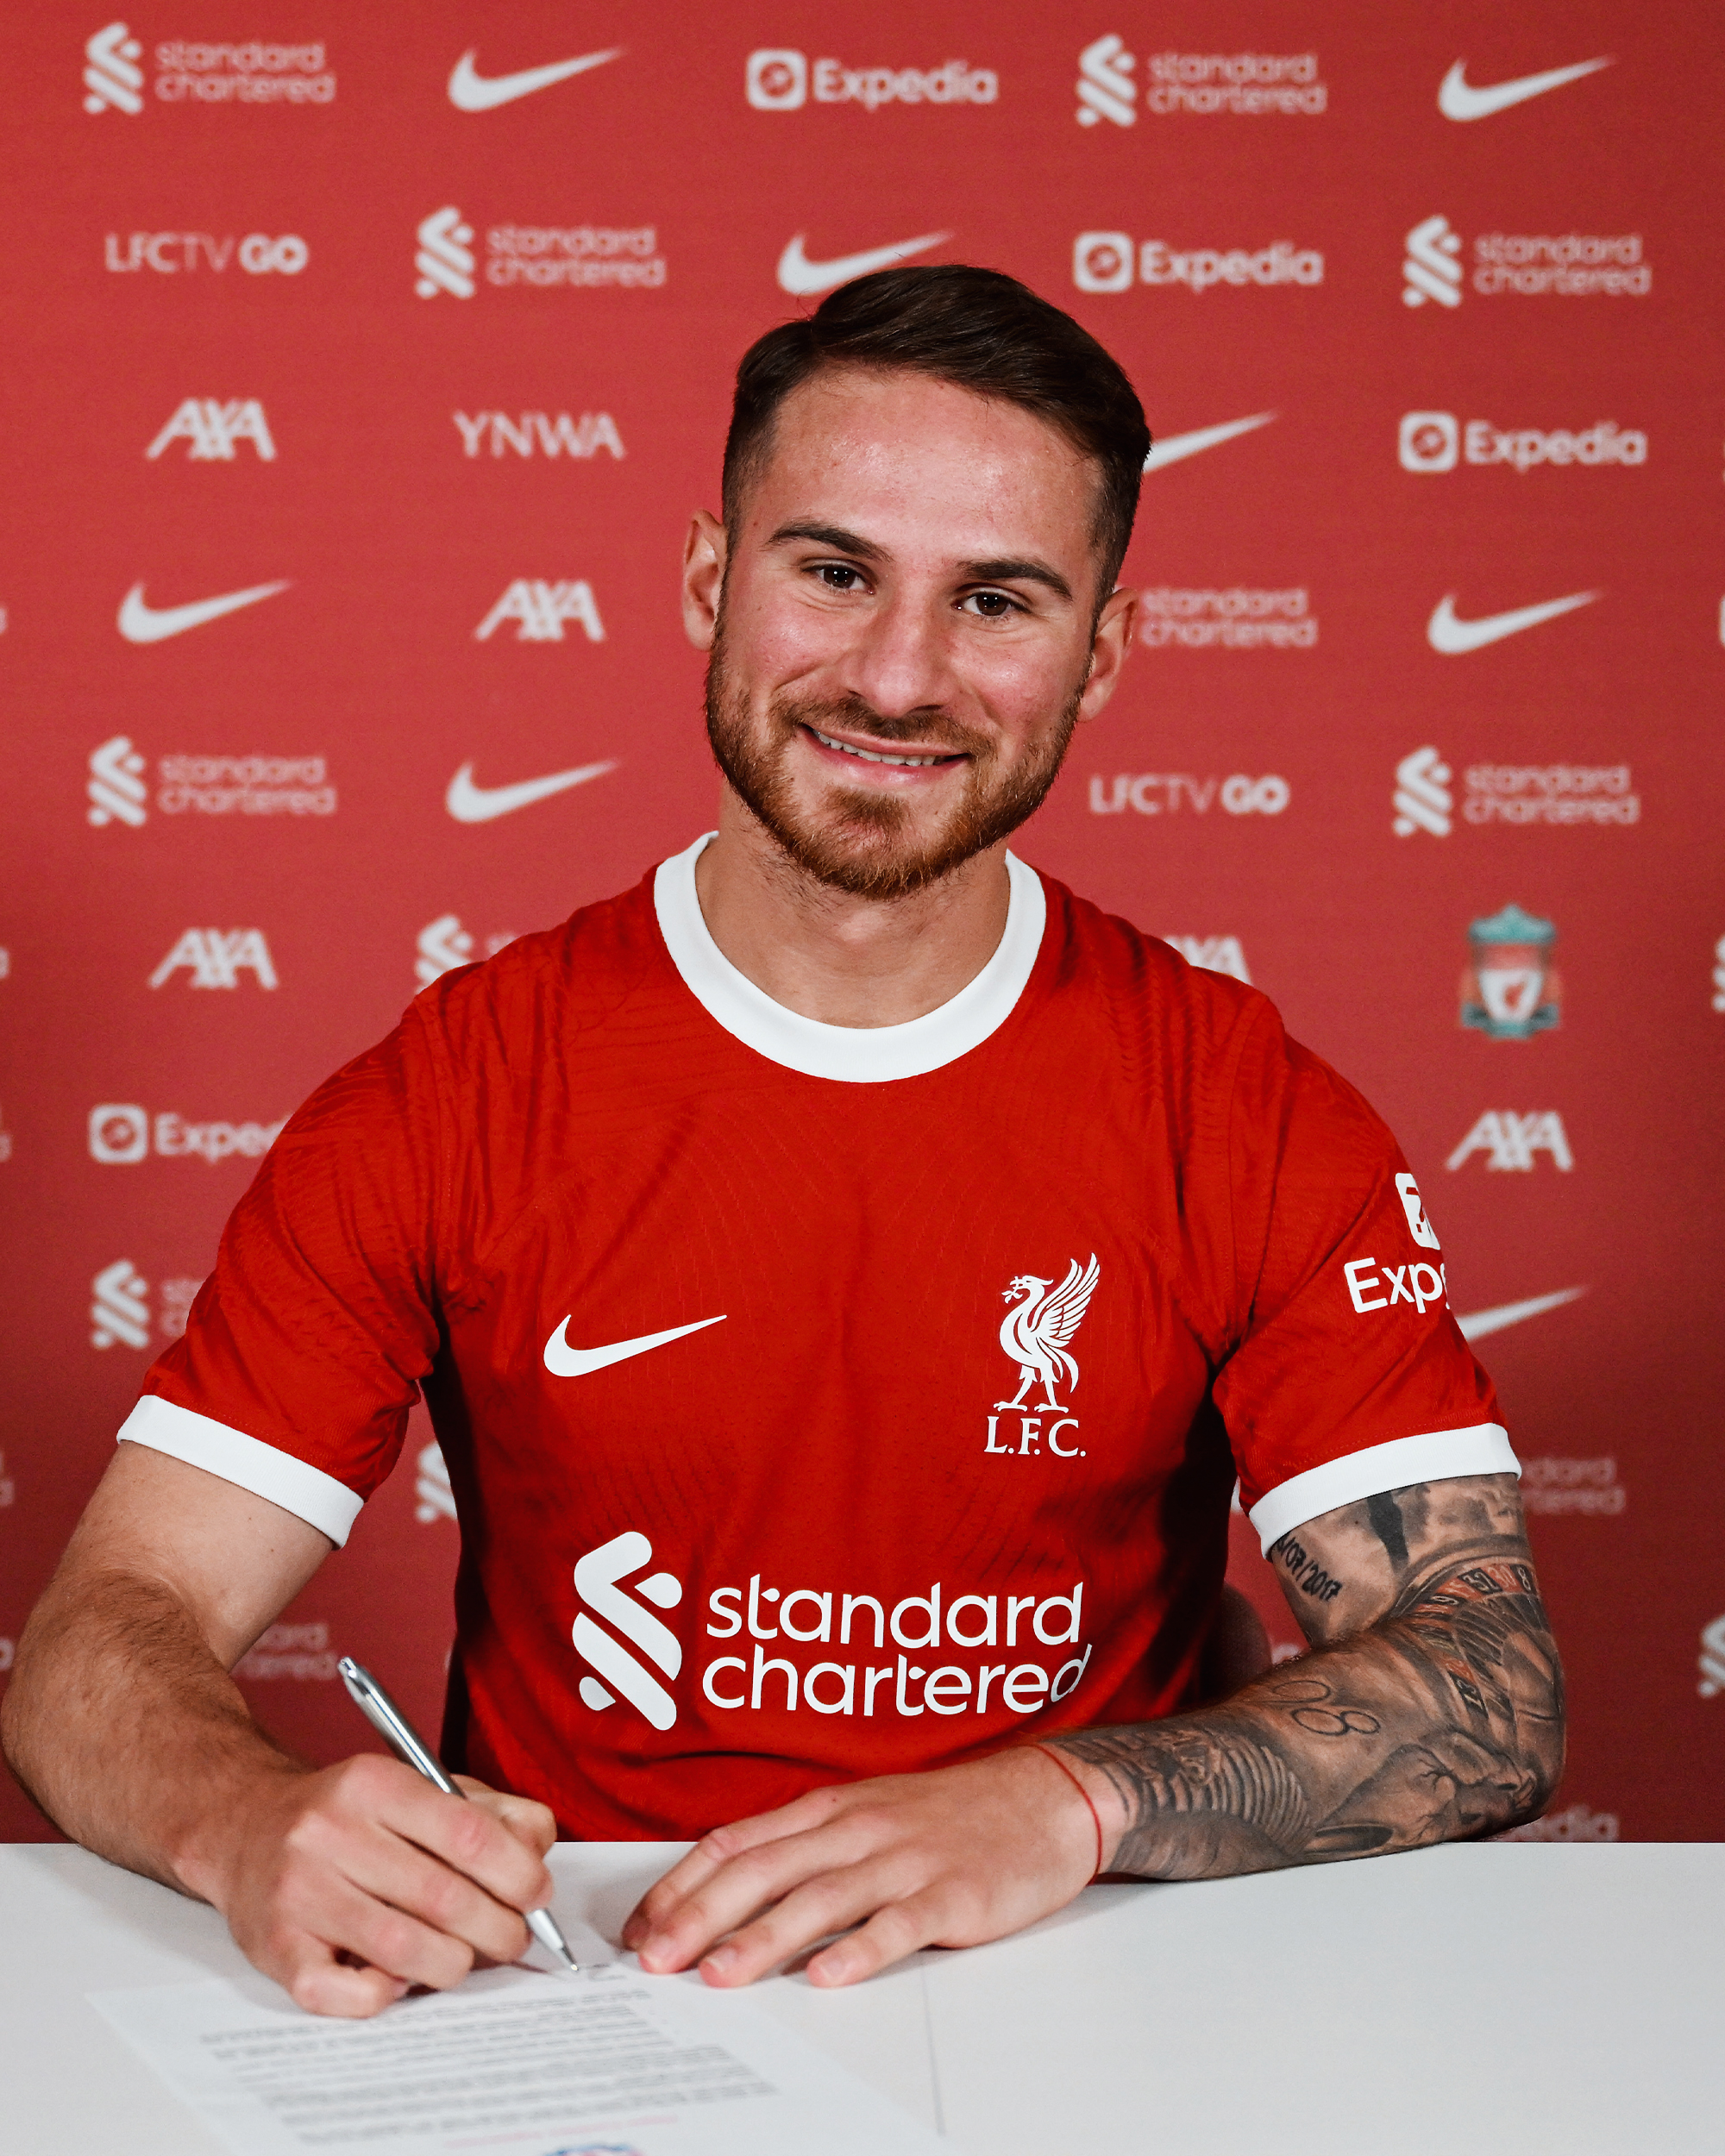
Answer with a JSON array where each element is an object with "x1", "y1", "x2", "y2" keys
[{"x1": 723, "y1": 265, "x2": 1151, "y2": 591}]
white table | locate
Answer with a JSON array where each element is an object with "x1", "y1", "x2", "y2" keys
[{"x1": 2, "y1": 1840, "x2": 1720, "y2": 2153}]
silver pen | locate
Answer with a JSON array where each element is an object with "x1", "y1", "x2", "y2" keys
[{"x1": 337, "y1": 1656, "x2": 578, "y2": 1974}]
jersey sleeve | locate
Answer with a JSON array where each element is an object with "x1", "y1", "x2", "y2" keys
[
  {"x1": 1212, "y1": 1008, "x2": 1515, "y2": 1553},
  {"x1": 117, "y1": 1009, "x2": 448, "y2": 1545}
]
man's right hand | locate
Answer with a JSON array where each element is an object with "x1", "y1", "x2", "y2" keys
[
  {"x1": 0, "y1": 1445, "x2": 556, "y2": 2019},
  {"x1": 190, "y1": 1757, "x2": 558, "y2": 2017}
]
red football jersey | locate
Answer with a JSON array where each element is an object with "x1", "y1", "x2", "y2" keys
[{"x1": 123, "y1": 838, "x2": 1512, "y2": 1837}]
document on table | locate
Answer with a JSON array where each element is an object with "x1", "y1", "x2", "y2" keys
[{"x1": 88, "y1": 1961, "x2": 942, "y2": 2155}]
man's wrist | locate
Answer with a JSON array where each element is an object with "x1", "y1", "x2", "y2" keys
[{"x1": 1027, "y1": 1740, "x2": 1126, "y2": 1874}]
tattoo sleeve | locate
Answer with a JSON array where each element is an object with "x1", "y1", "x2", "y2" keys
[{"x1": 1049, "y1": 1473, "x2": 1565, "y2": 1878}]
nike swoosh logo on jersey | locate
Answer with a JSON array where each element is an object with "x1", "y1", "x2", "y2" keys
[
  {"x1": 777, "y1": 231, "x2": 951, "y2": 297},
  {"x1": 1427, "y1": 588, "x2": 1599, "y2": 654},
  {"x1": 544, "y1": 1314, "x2": 726, "y2": 1378},
  {"x1": 448, "y1": 46, "x2": 623, "y2": 111},
  {"x1": 117, "y1": 579, "x2": 291, "y2": 643},
  {"x1": 1456, "y1": 1287, "x2": 1586, "y2": 1343},
  {"x1": 445, "y1": 759, "x2": 618, "y2": 823},
  {"x1": 1143, "y1": 412, "x2": 1276, "y2": 474},
  {"x1": 1438, "y1": 56, "x2": 1612, "y2": 122}
]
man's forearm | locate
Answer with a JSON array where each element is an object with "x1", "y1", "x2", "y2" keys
[
  {"x1": 1, "y1": 1565, "x2": 303, "y2": 1896},
  {"x1": 1050, "y1": 1532, "x2": 1564, "y2": 1877}
]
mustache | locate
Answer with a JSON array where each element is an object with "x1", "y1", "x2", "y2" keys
[{"x1": 772, "y1": 687, "x2": 990, "y2": 755}]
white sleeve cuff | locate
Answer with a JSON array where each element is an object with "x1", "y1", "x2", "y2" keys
[
  {"x1": 118, "y1": 1395, "x2": 364, "y2": 1547},
  {"x1": 1247, "y1": 1423, "x2": 1519, "y2": 1553}
]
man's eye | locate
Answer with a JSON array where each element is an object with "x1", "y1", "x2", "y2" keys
[
  {"x1": 816, "y1": 563, "x2": 865, "y2": 591},
  {"x1": 967, "y1": 591, "x2": 1019, "y2": 618}
]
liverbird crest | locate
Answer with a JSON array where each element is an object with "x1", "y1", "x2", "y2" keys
[{"x1": 996, "y1": 1256, "x2": 1101, "y2": 1413}]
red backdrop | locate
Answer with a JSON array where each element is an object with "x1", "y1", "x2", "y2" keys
[{"x1": 3, "y1": 1, "x2": 1722, "y2": 1845}]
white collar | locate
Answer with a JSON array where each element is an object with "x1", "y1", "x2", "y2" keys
[{"x1": 652, "y1": 833, "x2": 1046, "y2": 1083}]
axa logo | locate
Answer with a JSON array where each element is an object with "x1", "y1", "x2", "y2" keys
[
  {"x1": 89, "y1": 735, "x2": 148, "y2": 826},
  {"x1": 149, "y1": 928, "x2": 277, "y2": 990},
  {"x1": 573, "y1": 1530, "x2": 683, "y2": 1730},
  {"x1": 1077, "y1": 34, "x2": 1135, "y2": 127},
  {"x1": 745, "y1": 48, "x2": 997, "y2": 112},
  {"x1": 475, "y1": 580, "x2": 605, "y2": 642},
  {"x1": 1393, "y1": 746, "x2": 1452, "y2": 837},
  {"x1": 1162, "y1": 935, "x2": 1251, "y2": 984},
  {"x1": 1463, "y1": 905, "x2": 1561, "y2": 1039},
  {"x1": 91, "y1": 1259, "x2": 150, "y2": 1348},
  {"x1": 147, "y1": 398, "x2": 275, "y2": 461},
  {"x1": 987, "y1": 1257, "x2": 1098, "y2": 1458},
  {"x1": 453, "y1": 411, "x2": 624, "y2": 461},
  {"x1": 416, "y1": 207, "x2": 475, "y2": 298},
  {"x1": 1446, "y1": 1111, "x2": 1573, "y2": 1173},
  {"x1": 85, "y1": 21, "x2": 143, "y2": 113},
  {"x1": 1403, "y1": 215, "x2": 1463, "y2": 307},
  {"x1": 415, "y1": 914, "x2": 516, "y2": 987}
]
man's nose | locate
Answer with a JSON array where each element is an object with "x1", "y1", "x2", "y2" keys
[{"x1": 839, "y1": 593, "x2": 958, "y2": 723}]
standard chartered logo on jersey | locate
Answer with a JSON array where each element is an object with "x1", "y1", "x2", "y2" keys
[{"x1": 575, "y1": 1543, "x2": 1095, "y2": 1732}]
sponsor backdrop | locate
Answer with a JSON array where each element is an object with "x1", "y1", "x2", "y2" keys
[{"x1": 1, "y1": 1, "x2": 1720, "y2": 1845}]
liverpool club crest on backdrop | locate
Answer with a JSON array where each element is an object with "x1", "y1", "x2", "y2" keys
[{"x1": 1460, "y1": 905, "x2": 1560, "y2": 1039}]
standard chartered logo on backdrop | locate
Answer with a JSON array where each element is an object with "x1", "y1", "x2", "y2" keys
[
  {"x1": 416, "y1": 207, "x2": 475, "y2": 298},
  {"x1": 1076, "y1": 35, "x2": 1136, "y2": 126},
  {"x1": 1404, "y1": 216, "x2": 1464, "y2": 307},
  {"x1": 85, "y1": 22, "x2": 144, "y2": 112}
]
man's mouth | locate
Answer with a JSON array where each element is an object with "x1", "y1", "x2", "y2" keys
[{"x1": 807, "y1": 726, "x2": 964, "y2": 769}]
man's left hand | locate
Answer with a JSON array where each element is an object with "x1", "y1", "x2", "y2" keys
[{"x1": 621, "y1": 1745, "x2": 1100, "y2": 1988}]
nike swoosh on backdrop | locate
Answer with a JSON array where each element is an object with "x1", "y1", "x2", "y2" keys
[
  {"x1": 117, "y1": 580, "x2": 291, "y2": 643},
  {"x1": 448, "y1": 46, "x2": 622, "y2": 111},
  {"x1": 1427, "y1": 589, "x2": 1600, "y2": 655},
  {"x1": 1143, "y1": 412, "x2": 1276, "y2": 474},
  {"x1": 1439, "y1": 57, "x2": 1612, "y2": 122},
  {"x1": 445, "y1": 760, "x2": 618, "y2": 824},
  {"x1": 777, "y1": 231, "x2": 951, "y2": 297},
  {"x1": 1456, "y1": 1288, "x2": 1587, "y2": 1344},
  {"x1": 544, "y1": 1314, "x2": 726, "y2": 1378}
]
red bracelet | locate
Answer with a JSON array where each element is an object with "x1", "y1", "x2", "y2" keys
[{"x1": 1029, "y1": 1743, "x2": 1105, "y2": 1880}]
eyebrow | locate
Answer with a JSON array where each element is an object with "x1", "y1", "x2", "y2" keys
[{"x1": 768, "y1": 523, "x2": 1075, "y2": 603}]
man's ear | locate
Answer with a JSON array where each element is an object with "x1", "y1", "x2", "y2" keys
[
  {"x1": 681, "y1": 511, "x2": 727, "y2": 652},
  {"x1": 1075, "y1": 583, "x2": 1139, "y2": 722}
]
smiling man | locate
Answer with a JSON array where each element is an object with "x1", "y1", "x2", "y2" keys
[{"x1": 4, "y1": 268, "x2": 1562, "y2": 2015}]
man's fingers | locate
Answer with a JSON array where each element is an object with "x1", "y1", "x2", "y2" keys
[
  {"x1": 806, "y1": 1893, "x2": 940, "y2": 1989},
  {"x1": 622, "y1": 1788, "x2": 851, "y2": 1947},
  {"x1": 694, "y1": 1862, "x2": 900, "y2": 1987},
  {"x1": 317, "y1": 1818, "x2": 532, "y2": 1965},
  {"x1": 277, "y1": 1944, "x2": 409, "y2": 2021},
  {"x1": 634, "y1": 1814, "x2": 884, "y2": 1973},
  {"x1": 336, "y1": 1756, "x2": 552, "y2": 1914},
  {"x1": 455, "y1": 1779, "x2": 557, "y2": 1865}
]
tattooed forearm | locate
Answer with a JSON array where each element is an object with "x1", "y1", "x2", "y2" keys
[
  {"x1": 1273, "y1": 1533, "x2": 1345, "y2": 1604},
  {"x1": 1050, "y1": 1475, "x2": 1564, "y2": 1881}
]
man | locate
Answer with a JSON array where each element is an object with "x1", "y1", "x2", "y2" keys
[{"x1": 3, "y1": 268, "x2": 1561, "y2": 2017}]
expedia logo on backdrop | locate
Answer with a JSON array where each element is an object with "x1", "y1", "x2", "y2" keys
[{"x1": 745, "y1": 48, "x2": 997, "y2": 112}]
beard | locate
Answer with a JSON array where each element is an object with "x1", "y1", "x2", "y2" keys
[{"x1": 704, "y1": 634, "x2": 1084, "y2": 902}]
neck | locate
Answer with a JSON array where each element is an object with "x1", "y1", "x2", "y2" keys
[{"x1": 692, "y1": 788, "x2": 1013, "y2": 1027}]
